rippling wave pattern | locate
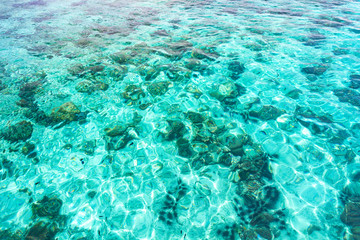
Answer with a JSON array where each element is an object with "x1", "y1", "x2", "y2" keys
[{"x1": 0, "y1": 0, "x2": 360, "y2": 239}]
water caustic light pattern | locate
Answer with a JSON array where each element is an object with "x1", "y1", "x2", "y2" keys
[{"x1": 0, "y1": 0, "x2": 360, "y2": 239}]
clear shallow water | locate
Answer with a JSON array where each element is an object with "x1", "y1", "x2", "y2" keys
[{"x1": 0, "y1": 0, "x2": 360, "y2": 239}]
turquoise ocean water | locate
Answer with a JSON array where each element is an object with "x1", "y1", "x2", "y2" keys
[{"x1": 1, "y1": 0, "x2": 360, "y2": 239}]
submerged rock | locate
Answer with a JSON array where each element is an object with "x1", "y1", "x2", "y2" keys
[
  {"x1": 139, "y1": 103, "x2": 152, "y2": 110},
  {"x1": 301, "y1": 65, "x2": 328, "y2": 76},
  {"x1": 186, "y1": 111, "x2": 205, "y2": 124},
  {"x1": 151, "y1": 29, "x2": 170, "y2": 36},
  {"x1": 19, "y1": 80, "x2": 43, "y2": 102},
  {"x1": 22, "y1": 141, "x2": 36, "y2": 155},
  {"x1": 193, "y1": 127, "x2": 212, "y2": 143},
  {"x1": 163, "y1": 65, "x2": 192, "y2": 82},
  {"x1": 1, "y1": 158, "x2": 15, "y2": 178},
  {"x1": 168, "y1": 40, "x2": 193, "y2": 52},
  {"x1": 32, "y1": 196, "x2": 63, "y2": 219},
  {"x1": 137, "y1": 65, "x2": 159, "y2": 81},
  {"x1": 285, "y1": 89, "x2": 302, "y2": 99},
  {"x1": 334, "y1": 88, "x2": 360, "y2": 107},
  {"x1": 110, "y1": 51, "x2": 131, "y2": 64},
  {"x1": 80, "y1": 140, "x2": 96, "y2": 155},
  {"x1": 341, "y1": 202, "x2": 360, "y2": 226},
  {"x1": 222, "y1": 97, "x2": 240, "y2": 107},
  {"x1": 333, "y1": 48, "x2": 350, "y2": 56},
  {"x1": 122, "y1": 84, "x2": 145, "y2": 102},
  {"x1": 0, "y1": 229, "x2": 22, "y2": 240},
  {"x1": 222, "y1": 134, "x2": 251, "y2": 156},
  {"x1": 307, "y1": 225, "x2": 322, "y2": 235},
  {"x1": 254, "y1": 227, "x2": 273, "y2": 240},
  {"x1": 244, "y1": 42, "x2": 264, "y2": 51},
  {"x1": 191, "y1": 152, "x2": 215, "y2": 169},
  {"x1": 104, "y1": 125, "x2": 128, "y2": 137},
  {"x1": 185, "y1": 84, "x2": 202, "y2": 98},
  {"x1": 247, "y1": 26, "x2": 266, "y2": 34},
  {"x1": 104, "y1": 121, "x2": 139, "y2": 151},
  {"x1": 303, "y1": 33, "x2": 326, "y2": 46},
  {"x1": 16, "y1": 98, "x2": 35, "y2": 108},
  {"x1": 297, "y1": 118, "x2": 334, "y2": 138},
  {"x1": 68, "y1": 63, "x2": 85, "y2": 76},
  {"x1": 228, "y1": 61, "x2": 245, "y2": 79},
  {"x1": 184, "y1": 58, "x2": 207, "y2": 72},
  {"x1": 75, "y1": 80, "x2": 95, "y2": 93},
  {"x1": 217, "y1": 152, "x2": 232, "y2": 166},
  {"x1": 250, "y1": 212, "x2": 275, "y2": 227},
  {"x1": 2, "y1": 120, "x2": 33, "y2": 142},
  {"x1": 105, "y1": 130, "x2": 135, "y2": 150},
  {"x1": 87, "y1": 191, "x2": 97, "y2": 199},
  {"x1": 147, "y1": 81, "x2": 170, "y2": 96},
  {"x1": 75, "y1": 80, "x2": 108, "y2": 93},
  {"x1": 50, "y1": 102, "x2": 81, "y2": 122},
  {"x1": 153, "y1": 46, "x2": 183, "y2": 60},
  {"x1": 255, "y1": 52, "x2": 271, "y2": 63},
  {"x1": 0, "y1": 80, "x2": 6, "y2": 91},
  {"x1": 176, "y1": 138, "x2": 194, "y2": 158},
  {"x1": 249, "y1": 105, "x2": 285, "y2": 120},
  {"x1": 314, "y1": 15, "x2": 351, "y2": 28},
  {"x1": 191, "y1": 48, "x2": 219, "y2": 60},
  {"x1": 25, "y1": 221, "x2": 59, "y2": 240},
  {"x1": 342, "y1": 183, "x2": 360, "y2": 203},
  {"x1": 295, "y1": 106, "x2": 332, "y2": 123},
  {"x1": 236, "y1": 152, "x2": 272, "y2": 181},
  {"x1": 350, "y1": 74, "x2": 360, "y2": 89},
  {"x1": 118, "y1": 43, "x2": 153, "y2": 65},
  {"x1": 184, "y1": 58, "x2": 200, "y2": 70},
  {"x1": 161, "y1": 120, "x2": 186, "y2": 141},
  {"x1": 210, "y1": 81, "x2": 244, "y2": 101},
  {"x1": 108, "y1": 65, "x2": 128, "y2": 81},
  {"x1": 75, "y1": 38, "x2": 93, "y2": 48},
  {"x1": 238, "y1": 228, "x2": 258, "y2": 240},
  {"x1": 89, "y1": 64, "x2": 105, "y2": 74},
  {"x1": 205, "y1": 117, "x2": 222, "y2": 134},
  {"x1": 210, "y1": 224, "x2": 236, "y2": 239},
  {"x1": 341, "y1": 180, "x2": 360, "y2": 240},
  {"x1": 192, "y1": 142, "x2": 209, "y2": 154}
]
